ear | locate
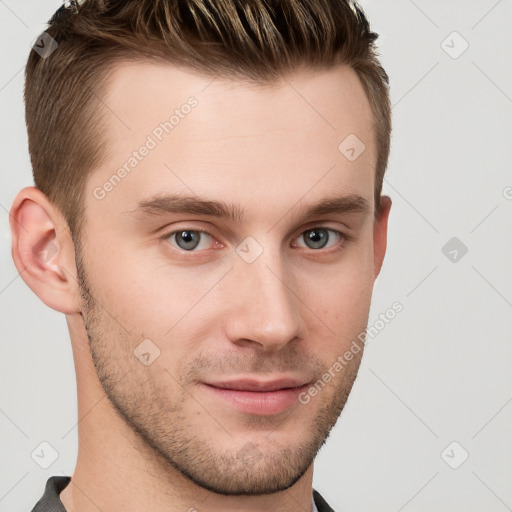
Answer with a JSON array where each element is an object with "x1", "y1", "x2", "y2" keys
[
  {"x1": 373, "y1": 195, "x2": 392, "y2": 279},
  {"x1": 9, "y1": 186, "x2": 81, "y2": 314}
]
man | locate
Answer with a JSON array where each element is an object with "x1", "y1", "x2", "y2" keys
[{"x1": 10, "y1": 0, "x2": 392, "y2": 510}]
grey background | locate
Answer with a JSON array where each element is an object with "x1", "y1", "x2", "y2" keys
[{"x1": 1, "y1": 1, "x2": 511, "y2": 511}]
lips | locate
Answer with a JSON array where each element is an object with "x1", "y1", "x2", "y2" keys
[
  {"x1": 204, "y1": 377, "x2": 309, "y2": 392},
  {"x1": 201, "y1": 378, "x2": 311, "y2": 415}
]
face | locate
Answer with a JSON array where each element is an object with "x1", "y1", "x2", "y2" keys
[{"x1": 76, "y1": 61, "x2": 385, "y2": 495}]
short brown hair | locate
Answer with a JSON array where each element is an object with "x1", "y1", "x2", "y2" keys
[{"x1": 25, "y1": 0, "x2": 391, "y2": 242}]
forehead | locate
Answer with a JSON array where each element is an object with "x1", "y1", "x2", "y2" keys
[{"x1": 85, "y1": 60, "x2": 376, "y2": 224}]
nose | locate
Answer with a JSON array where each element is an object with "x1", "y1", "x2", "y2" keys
[{"x1": 223, "y1": 247, "x2": 304, "y2": 351}]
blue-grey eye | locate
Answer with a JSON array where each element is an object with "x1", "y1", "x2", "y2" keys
[
  {"x1": 170, "y1": 230, "x2": 212, "y2": 251},
  {"x1": 296, "y1": 228, "x2": 341, "y2": 250}
]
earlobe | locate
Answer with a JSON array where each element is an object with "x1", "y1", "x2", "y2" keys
[
  {"x1": 9, "y1": 186, "x2": 81, "y2": 315},
  {"x1": 373, "y1": 195, "x2": 392, "y2": 279}
]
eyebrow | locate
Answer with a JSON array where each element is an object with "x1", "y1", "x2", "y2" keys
[{"x1": 128, "y1": 192, "x2": 371, "y2": 224}]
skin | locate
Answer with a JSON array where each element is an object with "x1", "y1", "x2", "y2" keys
[{"x1": 10, "y1": 61, "x2": 391, "y2": 512}]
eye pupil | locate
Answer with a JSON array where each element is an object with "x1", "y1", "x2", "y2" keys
[
  {"x1": 176, "y1": 230, "x2": 201, "y2": 250},
  {"x1": 305, "y1": 228, "x2": 328, "y2": 249}
]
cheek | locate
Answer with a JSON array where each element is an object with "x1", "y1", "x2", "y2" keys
[
  {"x1": 84, "y1": 238, "x2": 223, "y2": 344},
  {"x1": 310, "y1": 279, "x2": 372, "y2": 337},
  {"x1": 299, "y1": 241, "x2": 375, "y2": 339}
]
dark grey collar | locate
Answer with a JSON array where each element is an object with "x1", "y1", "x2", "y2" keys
[{"x1": 31, "y1": 476, "x2": 336, "y2": 512}]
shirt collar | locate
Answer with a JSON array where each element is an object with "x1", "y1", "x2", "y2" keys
[{"x1": 32, "y1": 476, "x2": 334, "y2": 512}]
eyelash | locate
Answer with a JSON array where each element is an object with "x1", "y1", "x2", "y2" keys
[{"x1": 159, "y1": 226, "x2": 352, "y2": 254}]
